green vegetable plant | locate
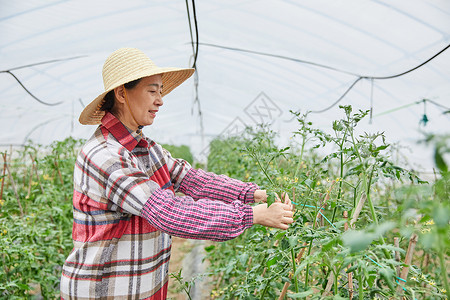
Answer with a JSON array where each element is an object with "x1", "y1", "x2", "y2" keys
[
  {"x1": 0, "y1": 138, "x2": 83, "y2": 299},
  {"x1": 205, "y1": 106, "x2": 448, "y2": 299}
]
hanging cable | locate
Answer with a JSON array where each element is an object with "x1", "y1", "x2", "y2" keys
[
  {"x1": 185, "y1": 0, "x2": 204, "y2": 149},
  {"x1": 2, "y1": 70, "x2": 62, "y2": 106},
  {"x1": 185, "y1": 0, "x2": 195, "y2": 61},
  {"x1": 1, "y1": 55, "x2": 86, "y2": 72},
  {"x1": 371, "y1": 44, "x2": 450, "y2": 80},
  {"x1": 309, "y1": 44, "x2": 449, "y2": 114},
  {"x1": 199, "y1": 42, "x2": 450, "y2": 115},
  {"x1": 191, "y1": 0, "x2": 199, "y2": 69},
  {"x1": 0, "y1": 55, "x2": 86, "y2": 106},
  {"x1": 424, "y1": 99, "x2": 450, "y2": 111},
  {"x1": 199, "y1": 42, "x2": 450, "y2": 80},
  {"x1": 185, "y1": 0, "x2": 199, "y2": 69},
  {"x1": 309, "y1": 77, "x2": 363, "y2": 113},
  {"x1": 199, "y1": 42, "x2": 361, "y2": 77}
]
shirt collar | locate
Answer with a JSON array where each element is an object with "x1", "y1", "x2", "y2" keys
[{"x1": 101, "y1": 112, "x2": 149, "y2": 151}]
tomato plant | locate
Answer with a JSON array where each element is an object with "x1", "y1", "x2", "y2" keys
[
  {"x1": 206, "y1": 106, "x2": 449, "y2": 299},
  {"x1": 0, "y1": 138, "x2": 83, "y2": 299}
]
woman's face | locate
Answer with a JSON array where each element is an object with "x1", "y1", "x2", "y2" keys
[{"x1": 119, "y1": 74, "x2": 164, "y2": 130}]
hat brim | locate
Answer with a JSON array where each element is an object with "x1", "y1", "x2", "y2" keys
[{"x1": 79, "y1": 67, "x2": 195, "y2": 125}]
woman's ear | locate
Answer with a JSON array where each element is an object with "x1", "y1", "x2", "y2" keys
[{"x1": 114, "y1": 86, "x2": 126, "y2": 104}]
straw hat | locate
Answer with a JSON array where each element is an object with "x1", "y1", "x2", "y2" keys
[{"x1": 79, "y1": 47, "x2": 195, "y2": 125}]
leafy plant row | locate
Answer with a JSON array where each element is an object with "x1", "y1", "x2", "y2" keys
[
  {"x1": 205, "y1": 106, "x2": 449, "y2": 299},
  {"x1": 0, "y1": 138, "x2": 82, "y2": 299}
]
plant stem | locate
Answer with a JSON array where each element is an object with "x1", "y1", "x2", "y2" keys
[
  {"x1": 358, "y1": 269, "x2": 364, "y2": 300},
  {"x1": 1, "y1": 152, "x2": 6, "y2": 201},
  {"x1": 291, "y1": 248, "x2": 299, "y2": 293},
  {"x1": 294, "y1": 135, "x2": 306, "y2": 179},
  {"x1": 260, "y1": 278, "x2": 271, "y2": 300},
  {"x1": 304, "y1": 241, "x2": 313, "y2": 288},
  {"x1": 438, "y1": 241, "x2": 449, "y2": 299},
  {"x1": 253, "y1": 152, "x2": 275, "y2": 186},
  {"x1": 4, "y1": 158, "x2": 23, "y2": 216},
  {"x1": 334, "y1": 269, "x2": 338, "y2": 295},
  {"x1": 332, "y1": 129, "x2": 347, "y2": 223}
]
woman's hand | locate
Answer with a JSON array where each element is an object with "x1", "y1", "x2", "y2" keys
[
  {"x1": 254, "y1": 189, "x2": 268, "y2": 203},
  {"x1": 252, "y1": 193, "x2": 294, "y2": 230}
]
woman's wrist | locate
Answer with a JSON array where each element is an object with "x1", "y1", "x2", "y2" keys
[{"x1": 252, "y1": 204, "x2": 264, "y2": 224}]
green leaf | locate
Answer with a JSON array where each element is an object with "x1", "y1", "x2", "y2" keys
[
  {"x1": 346, "y1": 264, "x2": 358, "y2": 273},
  {"x1": 267, "y1": 191, "x2": 275, "y2": 207},
  {"x1": 266, "y1": 255, "x2": 279, "y2": 268},
  {"x1": 342, "y1": 230, "x2": 376, "y2": 253},
  {"x1": 434, "y1": 147, "x2": 448, "y2": 173},
  {"x1": 304, "y1": 178, "x2": 313, "y2": 188},
  {"x1": 374, "y1": 221, "x2": 396, "y2": 236},
  {"x1": 379, "y1": 268, "x2": 396, "y2": 292},
  {"x1": 375, "y1": 244, "x2": 405, "y2": 254},
  {"x1": 273, "y1": 231, "x2": 286, "y2": 241},
  {"x1": 238, "y1": 253, "x2": 249, "y2": 266},
  {"x1": 204, "y1": 245, "x2": 215, "y2": 252},
  {"x1": 375, "y1": 145, "x2": 389, "y2": 151},
  {"x1": 433, "y1": 204, "x2": 450, "y2": 228},
  {"x1": 16, "y1": 283, "x2": 30, "y2": 290},
  {"x1": 288, "y1": 290, "x2": 314, "y2": 298},
  {"x1": 281, "y1": 237, "x2": 290, "y2": 250},
  {"x1": 288, "y1": 235, "x2": 298, "y2": 248}
]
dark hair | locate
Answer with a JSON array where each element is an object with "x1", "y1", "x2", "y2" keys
[{"x1": 100, "y1": 78, "x2": 142, "y2": 112}]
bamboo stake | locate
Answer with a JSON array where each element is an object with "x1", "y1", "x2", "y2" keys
[
  {"x1": 30, "y1": 154, "x2": 44, "y2": 194},
  {"x1": 246, "y1": 256, "x2": 253, "y2": 272},
  {"x1": 292, "y1": 187, "x2": 295, "y2": 210},
  {"x1": 54, "y1": 159, "x2": 64, "y2": 186},
  {"x1": 4, "y1": 157, "x2": 24, "y2": 216},
  {"x1": 215, "y1": 273, "x2": 222, "y2": 289},
  {"x1": 26, "y1": 162, "x2": 33, "y2": 199},
  {"x1": 423, "y1": 253, "x2": 429, "y2": 273},
  {"x1": 350, "y1": 193, "x2": 367, "y2": 228},
  {"x1": 278, "y1": 282, "x2": 290, "y2": 300},
  {"x1": 323, "y1": 271, "x2": 335, "y2": 296},
  {"x1": 394, "y1": 237, "x2": 401, "y2": 277},
  {"x1": 344, "y1": 211, "x2": 354, "y2": 299},
  {"x1": 278, "y1": 244, "x2": 308, "y2": 300},
  {"x1": 0, "y1": 153, "x2": 6, "y2": 202},
  {"x1": 54, "y1": 158, "x2": 68, "y2": 201},
  {"x1": 396, "y1": 233, "x2": 418, "y2": 293}
]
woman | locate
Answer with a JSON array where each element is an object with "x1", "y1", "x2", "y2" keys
[{"x1": 60, "y1": 48, "x2": 294, "y2": 299}]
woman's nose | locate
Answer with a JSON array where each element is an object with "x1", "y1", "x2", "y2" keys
[{"x1": 155, "y1": 93, "x2": 163, "y2": 106}]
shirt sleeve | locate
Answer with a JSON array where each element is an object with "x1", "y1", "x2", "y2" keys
[
  {"x1": 104, "y1": 148, "x2": 254, "y2": 241},
  {"x1": 178, "y1": 168, "x2": 258, "y2": 204},
  {"x1": 141, "y1": 188, "x2": 254, "y2": 241},
  {"x1": 161, "y1": 147, "x2": 192, "y2": 192}
]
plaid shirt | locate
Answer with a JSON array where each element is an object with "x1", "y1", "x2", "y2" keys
[{"x1": 60, "y1": 112, "x2": 257, "y2": 299}]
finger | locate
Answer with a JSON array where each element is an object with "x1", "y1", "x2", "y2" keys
[
  {"x1": 284, "y1": 195, "x2": 291, "y2": 206},
  {"x1": 278, "y1": 223, "x2": 289, "y2": 230},
  {"x1": 283, "y1": 217, "x2": 294, "y2": 224},
  {"x1": 283, "y1": 211, "x2": 294, "y2": 218},
  {"x1": 282, "y1": 203, "x2": 293, "y2": 211}
]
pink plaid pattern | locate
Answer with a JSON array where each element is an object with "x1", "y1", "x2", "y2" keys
[{"x1": 60, "y1": 112, "x2": 257, "y2": 299}]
